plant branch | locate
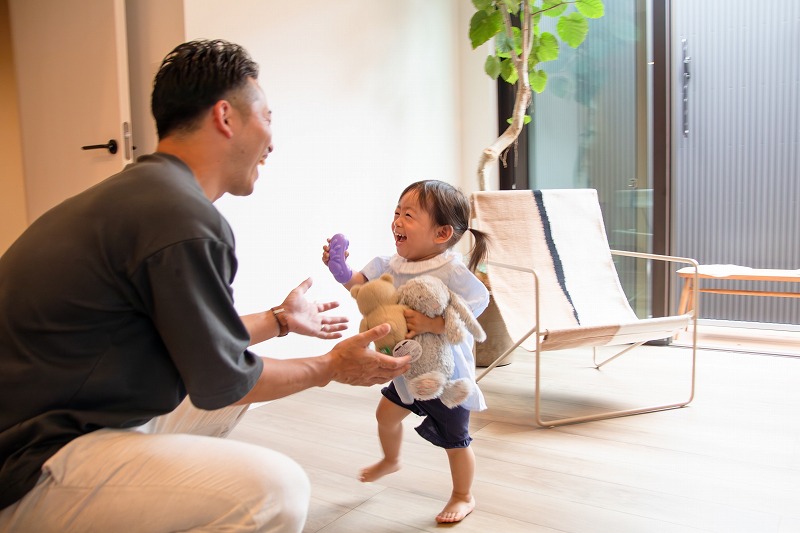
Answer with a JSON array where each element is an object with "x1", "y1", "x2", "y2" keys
[
  {"x1": 474, "y1": 0, "x2": 600, "y2": 190},
  {"x1": 499, "y1": 5, "x2": 520, "y2": 69},
  {"x1": 533, "y1": 1, "x2": 575, "y2": 18},
  {"x1": 477, "y1": 3, "x2": 534, "y2": 191},
  {"x1": 522, "y1": 0, "x2": 533, "y2": 65}
]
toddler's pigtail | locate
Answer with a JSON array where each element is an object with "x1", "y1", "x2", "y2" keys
[{"x1": 466, "y1": 228, "x2": 490, "y2": 273}]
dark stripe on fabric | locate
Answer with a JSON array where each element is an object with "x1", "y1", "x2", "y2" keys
[{"x1": 532, "y1": 190, "x2": 580, "y2": 323}]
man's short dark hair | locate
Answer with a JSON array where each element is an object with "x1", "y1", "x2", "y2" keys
[{"x1": 151, "y1": 39, "x2": 260, "y2": 139}]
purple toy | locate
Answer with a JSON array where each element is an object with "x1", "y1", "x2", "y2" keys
[{"x1": 328, "y1": 233, "x2": 353, "y2": 283}]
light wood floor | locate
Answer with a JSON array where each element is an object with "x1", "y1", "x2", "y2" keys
[{"x1": 230, "y1": 328, "x2": 800, "y2": 532}]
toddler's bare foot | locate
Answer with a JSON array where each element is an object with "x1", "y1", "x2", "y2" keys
[
  {"x1": 435, "y1": 494, "x2": 475, "y2": 523},
  {"x1": 358, "y1": 459, "x2": 400, "y2": 482}
]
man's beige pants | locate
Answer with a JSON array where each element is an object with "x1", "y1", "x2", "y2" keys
[{"x1": 0, "y1": 399, "x2": 310, "y2": 532}]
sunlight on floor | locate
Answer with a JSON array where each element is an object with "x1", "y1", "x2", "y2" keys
[{"x1": 674, "y1": 323, "x2": 800, "y2": 357}]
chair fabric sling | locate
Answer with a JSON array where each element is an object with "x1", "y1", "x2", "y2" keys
[{"x1": 471, "y1": 189, "x2": 699, "y2": 427}]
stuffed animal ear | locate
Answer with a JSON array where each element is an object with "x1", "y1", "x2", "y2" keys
[
  {"x1": 443, "y1": 307, "x2": 466, "y2": 344},
  {"x1": 447, "y1": 289, "x2": 487, "y2": 342},
  {"x1": 350, "y1": 285, "x2": 361, "y2": 298}
]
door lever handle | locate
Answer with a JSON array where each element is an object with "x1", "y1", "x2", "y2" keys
[
  {"x1": 81, "y1": 139, "x2": 118, "y2": 155},
  {"x1": 682, "y1": 39, "x2": 691, "y2": 137}
]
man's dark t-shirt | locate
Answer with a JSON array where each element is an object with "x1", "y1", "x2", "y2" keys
[{"x1": 0, "y1": 153, "x2": 263, "y2": 509}]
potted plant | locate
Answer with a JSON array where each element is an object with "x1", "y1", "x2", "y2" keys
[
  {"x1": 470, "y1": 0, "x2": 604, "y2": 190},
  {"x1": 468, "y1": 0, "x2": 605, "y2": 365}
]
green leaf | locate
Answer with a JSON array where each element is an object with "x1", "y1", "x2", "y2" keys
[
  {"x1": 576, "y1": 0, "x2": 605, "y2": 19},
  {"x1": 485, "y1": 55, "x2": 502, "y2": 79},
  {"x1": 557, "y1": 12, "x2": 589, "y2": 48},
  {"x1": 496, "y1": 26, "x2": 523, "y2": 58},
  {"x1": 541, "y1": 0, "x2": 567, "y2": 17},
  {"x1": 495, "y1": 30, "x2": 515, "y2": 56},
  {"x1": 512, "y1": 26, "x2": 523, "y2": 53},
  {"x1": 472, "y1": 0, "x2": 494, "y2": 10},
  {"x1": 470, "y1": 9, "x2": 504, "y2": 49},
  {"x1": 536, "y1": 31, "x2": 559, "y2": 62},
  {"x1": 531, "y1": 69, "x2": 548, "y2": 93},
  {"x1": 505, "y1": 114, "x2": 532, "y2": 125},
  {"x1": 500, "y1": 58, "x2": 519, "y2": 84},
  {"x1": 500, "y1": 0, "x2": 521, "y2": 15}
]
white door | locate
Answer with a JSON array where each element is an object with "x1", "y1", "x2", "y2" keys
[{"x1": 9, "y1": 0, "x2": 133, "y2": 223}]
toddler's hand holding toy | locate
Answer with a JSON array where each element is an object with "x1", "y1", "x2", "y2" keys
[{"x1": 323, "y1": 233, "x2": 353, "y2": 284}]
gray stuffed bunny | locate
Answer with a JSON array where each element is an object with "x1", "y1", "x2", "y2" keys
[{"x1": 396, "y1": 275, "x2": 487, "y2": 408}]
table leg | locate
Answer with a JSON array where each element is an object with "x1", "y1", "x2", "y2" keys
[{"x1": 678, "y1": 277, "x2": 694, "y2": 315}]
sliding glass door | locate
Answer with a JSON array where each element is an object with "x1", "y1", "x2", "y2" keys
[{"x1": 520, "y1": 0, "x2": 659, "y2": 317}]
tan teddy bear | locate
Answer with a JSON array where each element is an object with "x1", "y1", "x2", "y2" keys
[{"x1": 350, "y1": 273, "x2": 409, "y2": 354}]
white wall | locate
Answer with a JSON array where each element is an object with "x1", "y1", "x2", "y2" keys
[
  {"x1": 134, "y1": 0, "x2": 498, "y2": 359},
  {"x1": 125, "y1": 0, "x2": 185, "y2": 157},
  {"x1": 0, "y1": 0, "x2": 26, "y2": 254}
]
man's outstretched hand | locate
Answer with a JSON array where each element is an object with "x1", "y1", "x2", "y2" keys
[
  {"x1": 280, "y1": 278, "x2": 348, "y2": 339},
  {"x1": 325, "y1": 323, "x2": 411, "y2": 386}
]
